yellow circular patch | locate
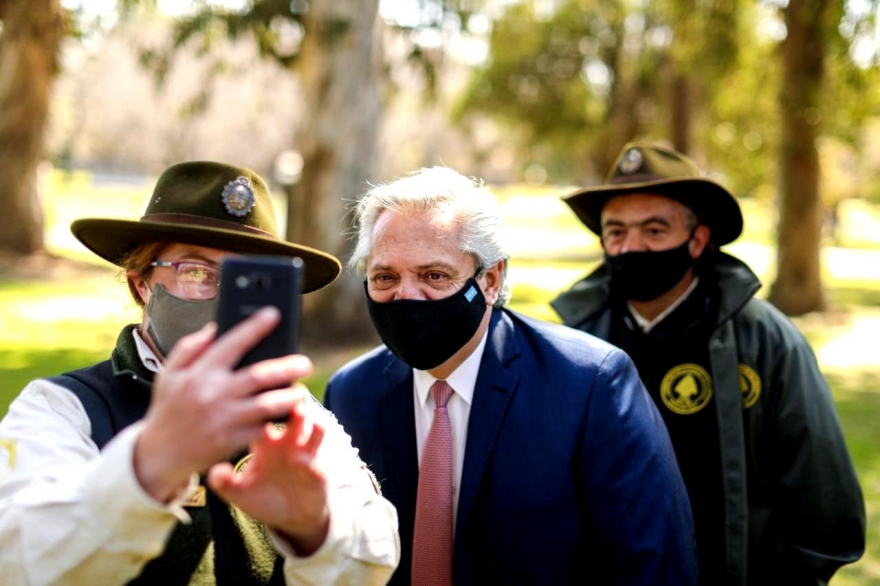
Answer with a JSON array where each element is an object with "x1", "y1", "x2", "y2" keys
[
  {"x1": 739, "y1": 364, "x2": 762, "y2": 409},
  {"x1": 660, "y1": 363, "x2": 714, "y2": 415}
]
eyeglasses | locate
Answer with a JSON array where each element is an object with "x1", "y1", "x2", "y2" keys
[{"x1": 150, "y1": 260, "x2": 222, "y2": 300}]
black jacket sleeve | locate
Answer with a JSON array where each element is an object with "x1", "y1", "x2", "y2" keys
[{"x1": 752, "y1": 323, "x2": 866, "y2": 585}]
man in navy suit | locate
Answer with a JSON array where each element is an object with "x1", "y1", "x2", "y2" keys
[{"x1": 325, "y1": 166, "x2": 698, "y2": 585}]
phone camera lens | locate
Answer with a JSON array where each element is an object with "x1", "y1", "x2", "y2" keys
[{"x1": 253, "y1": 274, "x2": 271, "y2": 290}]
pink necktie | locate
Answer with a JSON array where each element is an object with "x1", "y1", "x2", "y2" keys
[{"x1": 412, "y1": 380, "x2": 454, "y2": 586}]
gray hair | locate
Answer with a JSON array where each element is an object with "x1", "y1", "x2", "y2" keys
[
  {"x1": 684, "y1": 207, "x2": 699, "y2": 232},
  {"x1": 349, "y1": 166, "x2": 511, "y2": 307}
]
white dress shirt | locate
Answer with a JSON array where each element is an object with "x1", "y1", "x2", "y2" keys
[
  {"x1": 0, "y1": 329, "x2": 400, "y2": 586},
  {"x1": 412, "y1": 328, "x2": 489, "y2": 532}
]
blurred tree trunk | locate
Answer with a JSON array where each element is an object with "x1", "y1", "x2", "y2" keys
[
  {"x1": 768, "y1": 0, "x2": 828, "y2": 315},
  {"x1": 670, "y1": 72, "x2": 691, "y2": 154},
  {"x1": 0, "y1": 0, "x2": 65, "y2": 255},
  {"x1": 290, "y1": 0, "x2": 382, "y2": 343},
  {"x1": 590, "y1": 18, "x2": 641, "y2": 177}
]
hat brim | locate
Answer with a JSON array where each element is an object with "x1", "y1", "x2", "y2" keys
[
  {"x1": 562, "y1": 177, "x2": 743, "y2": 246},
  {"x1": 71, "y1": 218, "x2": 341, "y2": 293}
]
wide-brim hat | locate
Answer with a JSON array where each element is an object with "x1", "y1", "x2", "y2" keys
[
  {"x1": 563, "y1": 142, "x2": 743, "y2": 245},
  {"x1": 71, "y1": 161, "x2": 341, "y2": 293}
]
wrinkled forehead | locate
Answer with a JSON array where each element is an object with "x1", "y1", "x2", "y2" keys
[
  {"x1": 371, "y1": 206, "x2": 461, "y2": 240},
  {"x1": 600, "y1": 192, "x2": 693, "y2": 225},
  {"x1": 367, "y1": 208, "x2": 470, "y2": 269}
]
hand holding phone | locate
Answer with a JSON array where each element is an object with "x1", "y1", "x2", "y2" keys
[{"x1": 215, "y1": 255, "x2": 303, "y2": 369}]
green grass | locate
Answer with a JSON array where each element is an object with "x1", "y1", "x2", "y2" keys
[
  {"x1": 827, "y1": 373, "x2": 880, "y2": 586},
  {"x1": 0, "y1": 348, "x2": 109, "y2": 415},
  {"x1": 1, "y1": 173, "x2": 878, "y2": 583}
]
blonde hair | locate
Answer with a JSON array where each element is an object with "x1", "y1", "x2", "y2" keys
[{"x1": 120, "y1": 242, "x2": 168, "y2": 307}]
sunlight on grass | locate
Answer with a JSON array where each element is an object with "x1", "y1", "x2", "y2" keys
[
  {"x1": 0, "y1": 272, "x2": 136, "y2": 349},
  {"x1": 828, "y1": 373, "x2": 880, "y2": 586}
]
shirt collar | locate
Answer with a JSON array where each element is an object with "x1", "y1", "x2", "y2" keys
[
  {"x1": 132, "y1": 328, "x2": 163, "y2": 373},
  {"x1": 413, "y1": 327, "x2": 489, "y2": 407},
  {"x1": 628, "y1": 276, "x2": 700, "y2": 333}
]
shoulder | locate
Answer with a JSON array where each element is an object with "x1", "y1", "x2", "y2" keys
[
  {"x1": 500, "y1": 310, "x2": 630, "y2": 380},
  {"x1": 731, "y1": 297, "x2": 812, "y2": 351},
  {"x1": 325, "y1": 344, "x2": 398, "y2": 408},
  {"x1": 507, "y1": 309, "x2": 619, "y2": 359},
  {"x1": 330, "y1": 345, "x2": 395, "y2": 384},
  {"x1": 1, "y1": 378, "x2": 92, "y2": 443}
]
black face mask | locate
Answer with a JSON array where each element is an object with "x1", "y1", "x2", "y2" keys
[
  {"x1": 604, "y1": 236, "x2": 696, "y2": 302},
  {"x1": 365, "y1": 277, "x2": 487, "y2": 371}
]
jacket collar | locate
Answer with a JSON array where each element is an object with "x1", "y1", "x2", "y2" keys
[
  {"x1": 377, "y1": 308, "x2": 521, "y2": 388},
  {"x1": 111, "y1": 324, "x2": 156, "y2": 388},
  {"x1": 551, "y1": 251, "x2": 761, "y2": 329},
  {"x1": 456, "y1": 309, "x2": 521, "y2": 538}
]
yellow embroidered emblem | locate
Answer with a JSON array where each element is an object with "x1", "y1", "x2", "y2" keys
[
  {"x1": 660, "y1": 364, "x2": 713, "y2": 415},
  {"x1": 183, "y1": 486, "x2": 207, "y2": 508},
  {"x1": 234, "y1": 453, "x2": 253, "y2": 475},
  {"x1": 0, "y1": 438, "x2": 17, "y2": 482},
  {"x1": 739, "y1": 364, "x2": 761, "y2": 409}
]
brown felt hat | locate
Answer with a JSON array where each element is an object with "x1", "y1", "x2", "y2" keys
[
  {"x1": 563, "y1": 142, "x2": 743, "y2": 245},
  {"x1": 71, "y1": 161, "x2": 341, "y2": 293}
]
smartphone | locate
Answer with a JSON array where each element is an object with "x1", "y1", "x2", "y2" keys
[{"x1": 215, "y1": 255, "x2": 303, "y2": 369}]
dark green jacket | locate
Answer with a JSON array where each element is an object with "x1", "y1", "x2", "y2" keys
[{"x1": 551, "y1": 252, "x2": 866, "y2": 586}]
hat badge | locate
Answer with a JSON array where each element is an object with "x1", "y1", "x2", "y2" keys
[
  {"x1": 221, "y1": 176, "x2": 257, "y2": 217},
  {"x1": 619, "y1": 148, "x2": 644, "y2": 175}
]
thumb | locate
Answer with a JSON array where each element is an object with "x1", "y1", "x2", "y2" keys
[{"x1": 207, "y1": 462, "x2": 239, "y2": 500}]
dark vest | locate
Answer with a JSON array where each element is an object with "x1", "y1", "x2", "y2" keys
[{"x1": 47, "y1": 325, "x2": 285, "y2": 586}]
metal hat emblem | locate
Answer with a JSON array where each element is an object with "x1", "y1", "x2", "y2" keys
[
  {"x1": 221, "y1": 176, "x2": 257, "y2": 217},
  {"x1": 619, "y1": 148, "x2": 644, "y2": 175}
]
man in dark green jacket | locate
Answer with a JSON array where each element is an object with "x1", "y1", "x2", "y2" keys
[{"x1": 552, "y1": 142, "x2": 866, "y2": 586}]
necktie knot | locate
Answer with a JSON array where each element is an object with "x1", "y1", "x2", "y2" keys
[{"x1": 431, "y1": 380, "x2": 453, "y2": 409}]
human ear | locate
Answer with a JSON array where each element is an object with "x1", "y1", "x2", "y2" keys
[
  {"x1": 689, "y1": 225, "x2": 711, "y2": 258},
  {"x1": 128, "y1": 270, "x2": 151, "y2": 304},
  {"x1": 478, "y1": 261, "x2": 504, "y2": 305}
]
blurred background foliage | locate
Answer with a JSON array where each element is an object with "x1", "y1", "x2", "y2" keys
[{"x1": 1, "y1": 0, "x2": 880, "y2": 581}]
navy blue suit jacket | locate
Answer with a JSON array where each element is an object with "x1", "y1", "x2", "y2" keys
[{"x1": 325, "y1": 309, "x2": 697, "y2": 585}]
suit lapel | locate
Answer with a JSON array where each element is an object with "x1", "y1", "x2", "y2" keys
[
  {"x1": 455, "y1": 310, "x2": 521, "y2": 540},
  {"x1": 377, "y1": 357, "x2": 419, "y2": 555}
]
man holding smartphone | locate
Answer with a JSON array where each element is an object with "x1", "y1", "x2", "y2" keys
[{"x1": 0, "y1": 162, "x2": 400, "y2": 585}]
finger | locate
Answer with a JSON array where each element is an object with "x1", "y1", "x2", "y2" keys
[
  {"x1": 207, "y1": 462, "x2": 241, "y2": 497},
  {"x1": 302, "y1": 419, "x2": 325, "y2": 456},
  {"x1": 217, "y1": 422, "x2": 273, "y2": 460},
  {"x1": 226, "y1": 355, "x2": 314, "y2": 398},
  {"x1": 201, "y1": 306, "x2": 281, "y2": 369},
  {"x1": 227, "y1": 388, "x2": 306, "y2": 428},
  {"x1": 286, "y1": 397, "x2": 307, "y2": 445},
  {"x1": 163, "y1": 322, "x2": 218, "y2": 370}
]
